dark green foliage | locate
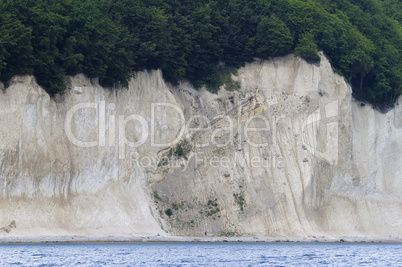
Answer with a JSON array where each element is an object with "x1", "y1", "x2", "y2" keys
[
  {"x1": 174, "y1": 144, "x2": 185, "y2": 158},
  {"x1": 205, "y1": 198, "x2": 220, "y2": 217},
  {"x1": 165, "y1": 208, "x2": 173, "y2": 217},
  {"x1": 252, "y1": 15, "x2": 293, "y2": 58},
  {"x1": 233, "y1": 193, "x2": 245, "y2": 211},
  {"x1": 381, "y1": 0, "x2": 402, "y2": 24},
  {"x1": 174, "y1": 140, "x2": 191, "y2": 159},
  {"x1": 153, "y1": 191, "x2": 162, "y2": 201},
  {"x1": 206, "y1": 208, "x2": 220, "y2": 217},
  {"x1": 207, "y1": 199, "x2": 218, "y2": 207},
  {"x1": 157, "y1": 158, "x2": 169, "y2": 168},
  {"x1": 203, "y1": 199, "x2": 219, "y2": 217},
  {"x1": 0, "y1": 0, "x2": 400, "y2": 106},
  {"x1": 295, "y1": 33, "x2": 321, "y2": 64},
  {"x1": 205, "y1": 68, "x2": 240, "y2": 93}
]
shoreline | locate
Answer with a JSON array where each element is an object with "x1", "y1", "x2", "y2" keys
[{"x1": 0, "y1": 235, "x2": 401, "y2": 244}]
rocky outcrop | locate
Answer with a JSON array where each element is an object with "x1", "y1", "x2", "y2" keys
[{"x1": 0, "y1": 54, "x2": 401, "y2": 238}]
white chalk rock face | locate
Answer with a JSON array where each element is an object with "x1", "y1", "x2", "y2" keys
[
  {"x1": 0, "y1": 71, "x2": 180, "y2": 237},
  {"x1": 0, "y1": 54, "x2": 401, "y2": 239}
]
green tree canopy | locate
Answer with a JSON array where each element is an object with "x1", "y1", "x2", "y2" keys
[
  {"x1": 295, "y1": 32, "x2": 320, "y2": 64},
  {"x1": 0, "y1": 0, "x2": 400, "y2": 107}
]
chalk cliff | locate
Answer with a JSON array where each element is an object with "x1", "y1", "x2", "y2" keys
[{"x1": 0, "y1": 54, "x2": 401, "y2": 238}]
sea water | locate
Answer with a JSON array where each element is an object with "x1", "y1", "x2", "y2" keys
[{"x1": 0, "y1": 242, "x2": 401, "y2": 266}]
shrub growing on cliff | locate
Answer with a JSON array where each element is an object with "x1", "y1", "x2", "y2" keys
[
  {"x1": 153, "y1": 191, "x2": 162, "y2": 201},
  {"x1": 165, "y1": 208, "x2": 173, "y2": 217},
  {"x1": 233, "y1": 193, "x2": 246, "y2": 211},
  {"x1": 295, "y1": 33, "x2": 321, "y2": 64},
  {"x1": 174, "y1": 140, "x2": 191, "y2": 159}
]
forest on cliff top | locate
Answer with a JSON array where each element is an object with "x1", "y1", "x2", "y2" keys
[{"x1": 0, "y1": 0, "x2": 401, "y2": 107}]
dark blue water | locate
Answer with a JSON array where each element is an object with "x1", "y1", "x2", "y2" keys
[{"x1": 0, "y1": 242, "x2": 401, "y2": 266}]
